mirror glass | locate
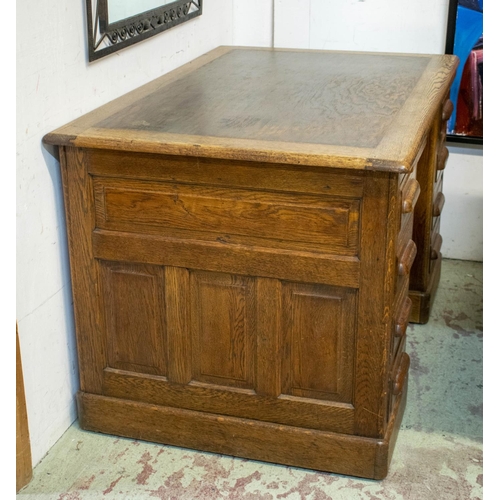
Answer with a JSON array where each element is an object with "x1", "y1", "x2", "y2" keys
[
  {"x1": 108, "y1": 1, "x2": 176, "y2": 24},
  {"x1": 86, "y1": 0, "x2": 202, "y2": 62}
]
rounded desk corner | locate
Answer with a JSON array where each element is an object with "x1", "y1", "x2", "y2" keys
[
  {"x1": 42, "y1": 132, "x2": 77, "y2": 148},
  {"x1": 368, "y1": 158, "x2": 412, "y2": 174}
]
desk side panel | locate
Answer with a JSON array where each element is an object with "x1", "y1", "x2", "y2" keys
[
  {"x1": 62, "y1": 150, "x2": 364, "y2": 434},
  {"x1": 60, "y1": 147, "x2": 107, "y2": 394}
]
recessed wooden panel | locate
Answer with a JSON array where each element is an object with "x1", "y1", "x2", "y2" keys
[
  {"x1": 103, "y1": 273, "x2": 356, "y2": 433},
  {"x1": 281, "y1": 283, "x2": 356, "y2": 403},
  {"x1": 190, "y1": 271, "x2": 256, "y2": 389},
  {"x1": 93, "y1": 178, "x2": 360, "y2": 255},
  {"x1": 99, "y1": 261, "x2": 167, "y2": 376}
]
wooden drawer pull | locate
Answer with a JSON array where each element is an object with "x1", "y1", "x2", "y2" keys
[
  {"x1": 442, "y1": 99, "x2": 454, "y2": 121},
  {"x1": 433, "y1": 192, "x2": 445, "y2": 217},
  {"x1": 437, "y1": 146, "x2": 449, "y2": 171},
  {"x1": 402, "y1": 179, "x2": 421, "y2": 214},
  {"x1": 393, "y1": 352, "x2": 410, "y2": 396},
  {"x1": 398, "y1": 240, "x2": 417, "y2": 276},
  {"x1": 440, "y1": 123, "x2": 447, "y2": 143},
  {"x1": 395, "y1": 297, "x2": 412, "y2": 338},
  {"x1": 430, "y1": 233, "x2": 443, "y2": 260}
]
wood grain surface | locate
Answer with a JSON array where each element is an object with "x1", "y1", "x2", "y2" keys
[
  {"x1": 409, "y1": 95, "x2": 451, "y2": 323},
  {"x1": 16, "y1": 325, "x2": 32, "y2": 492},
  {"x1": 77, "y1": 386, "x2": 408, "y2": 480},
  {"x1": 47, "y1": 47, "x2": 455, "y2": 478},
  {"x1": 43, "y1": 47, "x2": 458, "y2": 172}
]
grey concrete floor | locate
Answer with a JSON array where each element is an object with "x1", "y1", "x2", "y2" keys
[{"x1": 17, "y1": 259, "x2": 483, "y2": 499}]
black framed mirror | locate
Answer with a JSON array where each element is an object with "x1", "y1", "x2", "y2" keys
[{"x1": 86, "y1": 0, "x2": 202, "y2": 62}]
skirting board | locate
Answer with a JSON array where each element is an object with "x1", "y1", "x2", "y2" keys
[{"x1": 77, "y1": 378, "x2": 407, "y2": 480}]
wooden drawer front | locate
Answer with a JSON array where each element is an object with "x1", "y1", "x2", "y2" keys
[
  {"x1": 99, "y1": 264, "x2": 357, "y2": 434},
  {"x1": 430, "y1": 232, "x2": 443, "y2": 261},
  {"x1": 431, "y1": 215, "x2": 441, "y2": 240},
  {"x1": 430, "y1": 215, "x2": 441, "y2": 273},
  {"x1": 94, "y1": 177, "x2": 360, "y2": 256},
  {"x1": 436, "y1": 144, "x2": 449, "y2": 172},
  {"x1": 397, "y1": 210, "x2": 414, "y2": 263},
  {"x1": 387, "y1": 307, "x2": 410, "y2": 419},
  {"x1": 397, "y1": 239, "x2": 417, "y2": 279},
  {"x1": 399, "y1": 169, "x2": 419, "y2": 234},
  {"x1": 392, "y1": 284, "x2": 411, "y2": 363},
  {"x1": 391, "y1": 345, "x2": 410, "y2": 398},
  {"x1": 401, "y1": 179, "x2": 420, "y2": 215},
  {"x1": 435, "y1": 170, "x2": 444, "y2": 194},
  {"x1": 433, "y1": 192, "x2": 445, "y2": 217}
]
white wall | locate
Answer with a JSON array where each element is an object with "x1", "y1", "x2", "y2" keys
[
  {"x1": 233, "y1": 0, "x2": 274, "y2": 47},
  {"x1": 269, "y1": 0, "x2": 483, "y2": 261},
  {"x1": 17, "y1": 0, "x2": 483, "y2": 471},
  {"x1": 440, "y1": 146, "x2": 483, "y2": 261},
  {"x1": 17, "y1": 0, "x2": 233, "y2": 467},
  {"x1": 274, "y1": 0, "x2": 450, "y2": 53}
]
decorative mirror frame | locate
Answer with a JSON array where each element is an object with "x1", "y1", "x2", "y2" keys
[{"x1": 86, "y1": 0, "x2": 203, "y2": 62}]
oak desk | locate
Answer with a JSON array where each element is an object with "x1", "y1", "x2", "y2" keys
[{"x1": 44, "y1": 47, "x2": 457, "y2": 479}]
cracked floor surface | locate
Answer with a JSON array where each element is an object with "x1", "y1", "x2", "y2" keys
[{"x1": 17, "y1": 259, "x2": 483, "y2": 500}]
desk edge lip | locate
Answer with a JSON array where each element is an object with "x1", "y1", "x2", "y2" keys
[{"x1": 42, "y1": 133, "x2": 415, "y2": 174}]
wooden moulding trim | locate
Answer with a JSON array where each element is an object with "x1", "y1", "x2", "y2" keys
[
  {"x1": 45, "y1": 129, "x2": 416, "y2": 174},
  {"x1": 92, "y1": 230, "x2": 361, "y2": 289},
  {"x1": 70, "y1": 131, "x2": 408, "y2": 173},
  {"x1": 103, "y1": 368, "x2": 355, "y2": 434},
  {"x1": 47, "y1": 128, "x2": 415, "y2": 173},
  {"x1": 77, "y1": 380, "x2": 408, "y2": 480}
]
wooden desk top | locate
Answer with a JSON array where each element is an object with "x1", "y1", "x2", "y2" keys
[{"x1": 44, "y1": 46, "x2": 458, "y2": 172}]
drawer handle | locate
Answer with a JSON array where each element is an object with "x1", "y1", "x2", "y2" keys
[
  {"x1": 402, "y1": 179, "x2": 421, "y2": 214},
  {"x1": 395, "y1": 297, "x2": 412, "y2": 338},
  {"x1": 433, "y1": 192, "x2": 445, "y2": 217},
  {"x1": 442, "y1": 99, "x2": 454, "y2": 121},
  {"x1": 393, "y1": 352, "x2": 410, "y2": 396},
  {"x1": 398, "y1": 240, "x2": 417, "y2": 277},
  {"x1": 440, "y1": 124, "x2": 447, "y2": 143},
  {"x1": 430, "y1": 233, "x2": 443, "y2": 260},
  {"x1": 437, "y1": 146, "x2": 449, "y2": 171}
]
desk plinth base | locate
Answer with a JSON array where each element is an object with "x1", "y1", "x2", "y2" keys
[
  {"x1": 77, "y1": 380, "x2": 407, "y2": 481},
  {"x1": 409, "y1": 254, "x2": 442, "y2": 324}
]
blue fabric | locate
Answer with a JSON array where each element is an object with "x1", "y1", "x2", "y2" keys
[{"x1": 448, "y1": 5, "x2": 483, "y2": 133}]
